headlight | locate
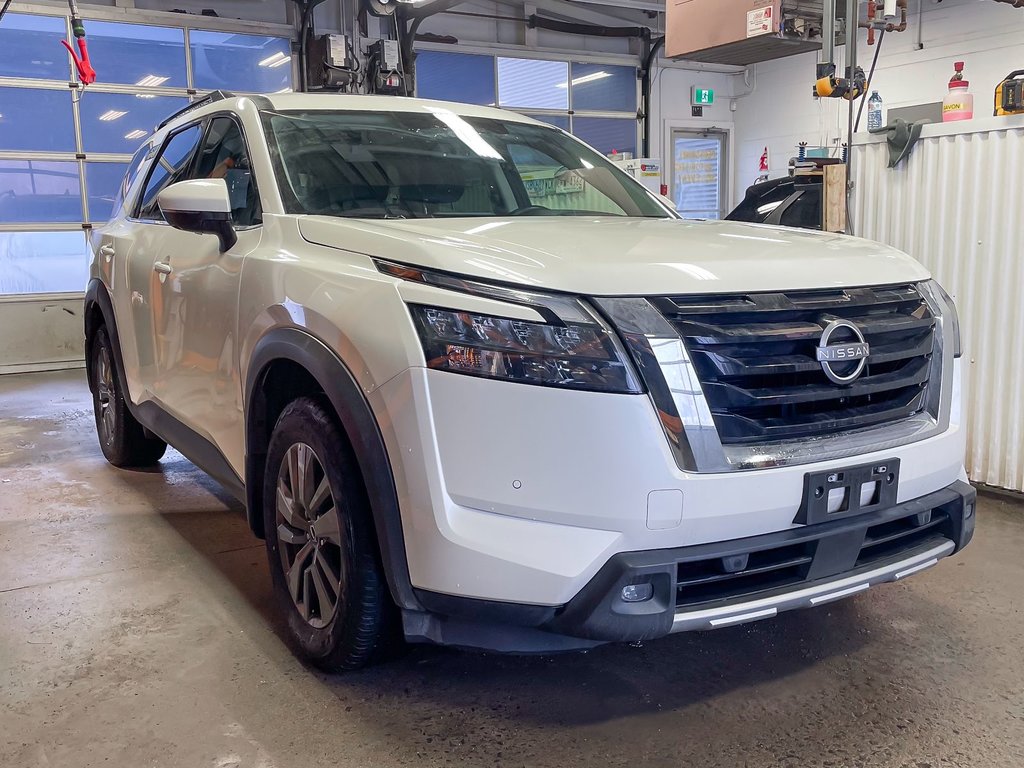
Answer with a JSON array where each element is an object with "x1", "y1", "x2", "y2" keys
[
  {"x1": 374, "y1": 259, "x2": 641, "y2": 393},
  {"x1": 409, "y1": 305, "x2": 640, "y2": 392},
  {"x1": 920, "y1": 279, "x2": 962, "y2": 358}
]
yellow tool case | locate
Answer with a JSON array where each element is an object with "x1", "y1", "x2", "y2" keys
[{"x1": 995, "y1": 70, "x2": 1024, "y2": 116}]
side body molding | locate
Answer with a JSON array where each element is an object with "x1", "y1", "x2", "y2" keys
[{"x1": 245, "y1": 327, "x2": 419, "y2": 610}]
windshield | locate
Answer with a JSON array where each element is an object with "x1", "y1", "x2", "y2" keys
[{"x1": 261, "y1": 109, "x2": 672, "y2": 220}]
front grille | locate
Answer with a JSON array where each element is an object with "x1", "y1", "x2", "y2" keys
[
  {"x1": 857, "y1": 508, "x2": 951, "y2": 568},
  {"x1": 655, "y1": 284, "x2": 937, "y2": 445},
  {"x1": 676, "y1": 542, "x2": 814, "y2": 608},
  {"x1": 675, "y1": 508, "x2": 953, "y2": 610}
]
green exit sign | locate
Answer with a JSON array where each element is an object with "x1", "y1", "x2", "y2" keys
[{"x1": 691, "y1": 87, "x2": 715, "y2": 106}]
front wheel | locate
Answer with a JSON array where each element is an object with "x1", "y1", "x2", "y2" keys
[
  {"x1": 89, "y1": 327, "x2": 167, "y2": 467},
  {"x1": 262, "y1": 397, "x2": 392, "y2": 671}
]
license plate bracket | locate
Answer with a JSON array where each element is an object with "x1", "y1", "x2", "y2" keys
[{"x1": 795, "y1": 458, "x2": 901, "y2": 525}]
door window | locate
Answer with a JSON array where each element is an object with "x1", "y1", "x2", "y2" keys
[
  {"x1": 671, "y1": 130, "x2": 727, "y2": 219},
  {"x1": 136, "y1": 124, "x2": 203, "y2": 221},
  {"x1": 193, "y1": 117, "x2": 261, "y2": 227}
]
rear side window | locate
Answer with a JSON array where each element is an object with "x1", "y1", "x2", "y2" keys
[
  {"x1": 135, "y1": 124, "x2": 203, "y2": 221},
  {"x1": 779, "y1": 189, "x2": 822, "y2": 230},
  {"x1": 111, "y1": 142, "x2": 152, "y2": 219},
  {"x1": 193, "y1": 117, "x2": 261, "y2": 227}
]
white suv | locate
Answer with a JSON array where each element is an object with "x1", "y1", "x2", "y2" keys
[{"x1": 84, "y1": 92, "x2": 975, "y2": 670}]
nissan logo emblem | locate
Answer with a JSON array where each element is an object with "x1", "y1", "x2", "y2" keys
[{"x1": 816, "y1": 319, "x2": 870, "y2": 385}]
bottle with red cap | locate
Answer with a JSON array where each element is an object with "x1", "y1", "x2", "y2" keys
[{"x1": 943, "y1": 61, "x2": 974, "y2": 122}]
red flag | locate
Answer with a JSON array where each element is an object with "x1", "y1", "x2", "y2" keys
[{"x1": 759, "y1": 146, "x2": 770, "y2": 172}]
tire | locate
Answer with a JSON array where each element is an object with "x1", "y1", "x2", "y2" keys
[
  {"x1": 89, "y1": 327, "x2": 167, "y2": 467},
  {"x1": 262, "y1": 396, "x2": 392, "y2": 671}
]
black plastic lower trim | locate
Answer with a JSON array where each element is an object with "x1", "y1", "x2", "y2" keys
[
  {"x1": 411, "y1": 480, "x2": 976, "y2": 648},
  {"x1": 133, "y1": 401, "x2": 245, "y2": 501}
]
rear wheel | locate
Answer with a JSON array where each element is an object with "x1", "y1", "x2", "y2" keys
[
  {"x1": 89, "y1": 327, "x2": 167, "y2": 467},
  {"x1": 262, "y1": 397, "x2": 392, "y2": 671}
]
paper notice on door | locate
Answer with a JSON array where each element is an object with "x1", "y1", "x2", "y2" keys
[{"x1": 746, "y1": 6, "x2": 773, "y2": 38}]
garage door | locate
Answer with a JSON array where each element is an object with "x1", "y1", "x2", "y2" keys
[{"x1": 0, "y1": 9, "x2": 294, "y2": 373}]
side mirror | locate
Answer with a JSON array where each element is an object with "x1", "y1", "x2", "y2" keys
[{"x1": 157, "y1": 178, "x2": 237, "y2": 252}]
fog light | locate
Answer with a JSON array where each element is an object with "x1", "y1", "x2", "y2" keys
[
  {"x1": 621, "y1": 583, "x2": 654, "y2": 603},
  {"x1": 965, "y1": 503, "x2": 974, "y2": 519}
]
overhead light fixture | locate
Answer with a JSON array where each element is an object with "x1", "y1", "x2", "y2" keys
[
  {"x1": 135, "y1": 94, "x2": 156, "y2": 99},
  {"x1": 259, "y1": 51, "x2": 290, "y2": 68},
  {"x1": 556, "y1": 71, "x2": 612, "y2": 88},
  {"x1": 135, "y1": 74, "x2": 169, "y2": 87},
  {"x1": 98, "y1": 110, "x2": 127, "y2": 121},
  {"x1": 124, "y1": 129, "x2": 147, "y2": 140}
]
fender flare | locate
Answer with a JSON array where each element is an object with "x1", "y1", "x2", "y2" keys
[
  {"x1": 245, "y1": 327, "x2": 419, "y2": 611},
  {"x1": 84, "y1": 278, "x2": 130, "y2": 398}
]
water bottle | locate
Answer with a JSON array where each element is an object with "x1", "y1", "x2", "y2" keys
[{"x1": 867, "y1": 91, "x2": 883, "y2": 130}]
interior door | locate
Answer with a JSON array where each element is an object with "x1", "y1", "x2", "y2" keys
[
  {"x1": 670, "y1": 128, "x2": 728, "y2": 219},
  {"x1": 150, "y1": 115, "x2": 263, "y2": 475}
]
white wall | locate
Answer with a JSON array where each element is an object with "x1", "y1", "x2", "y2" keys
[
  {"x1": 733, "y1": 0, "x2": 1024, "y2": 204},
  {"x1": 648, "y1": 65, "x2": 739, "y2": 201}
]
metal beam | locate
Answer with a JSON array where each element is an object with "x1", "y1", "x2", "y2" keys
[
  {"x1": 489, "y1": 0, "x2": 654, "y2": 29},
  {"x1": 563, "y1": 0, "x2": 664, "y2": 12}
]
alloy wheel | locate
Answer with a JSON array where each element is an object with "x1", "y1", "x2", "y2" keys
[
  {"x1": 96, "y1": 346, "x2": 116, "y2": 447},
  {"x1": 275, "y1": 442, "x2": 345, "y2": 629}
]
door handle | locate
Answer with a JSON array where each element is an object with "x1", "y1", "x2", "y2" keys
[
  {"x1": 153, "y1": 261, "x2": 172, "y2": 275},
  {"x1": 99, "y1": 244, "x2": 115, "y2": 258}
]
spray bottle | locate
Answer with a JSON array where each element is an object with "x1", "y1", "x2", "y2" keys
[{"x1": 943, "y1": 61, "x2": 973, "y2": 122}]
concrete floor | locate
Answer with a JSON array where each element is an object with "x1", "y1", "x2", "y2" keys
[{"x1": 1, "y1": 370, "x2": 1022, "y2": 768}]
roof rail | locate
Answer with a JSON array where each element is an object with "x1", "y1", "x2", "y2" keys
[{"x1": 156, "y1": 90, "x2": 237, "y2": 130}]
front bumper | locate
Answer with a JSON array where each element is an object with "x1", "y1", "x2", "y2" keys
[
  {"x1": 373, "y1": 364, "x2": 966, "y2": 608},
  {"x1": 407, "y1": 480, "x2": 975, "y2": 651}
]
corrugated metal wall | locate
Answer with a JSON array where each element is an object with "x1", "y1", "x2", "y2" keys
[{"x1": 852, "y1": 119, "x2": 1024, "y2": 492}]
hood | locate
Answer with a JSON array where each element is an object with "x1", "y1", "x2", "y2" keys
[{"x1": 297, "y1": 216, "x2": 930, "y2": 296}]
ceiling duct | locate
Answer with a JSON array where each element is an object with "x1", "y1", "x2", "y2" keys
[{"x1": 666, "y1": 0, "x2": 848, "y2": 66}]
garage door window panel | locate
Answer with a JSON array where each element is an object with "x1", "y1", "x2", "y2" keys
[
  {"x1": 136, "y1": 124, "x2": 204, "y2": 221},
  {"x1": 497, "y1": 58, "x2": 568, "y2": 110},
  {"x1": 415, "y1": 51, "x2": 496, "y2": 106},
  {"x1": 79, "y1": 93, "x2": 189, "y2": 155},
  {"x1": 572, "y1": 117, "x2": 637, "y2": 158},
  {"x1": 570, "y1": 63, "x2": 637, "y2": 113},
  {"x1": 0, "y1": 230, "x2": 90, "y2": 295},
  {"x1": 193, "y1": 117, "x2": 261, "y2": 227},
  {"x1": 0, "y1": 160, "x2": 82, "y2": 224},
  {"x1": 0, "y1": 13, "x2": 70, "y2": 80},
  {"x1": 521, "y1": 114, "x2": 570, "y2": 131},
  {"x1": 0, "y1": 88, "x2": 76, "y2": 152},
  {"x1": 190, "y1": 31, "x2": 293, "y2": 93},
  {"x1": 85, "y1": 162, "x2": 132, "y2": 224},
  {"x1": 78, "y1": 20, "x2": 187, "y2": 88}
]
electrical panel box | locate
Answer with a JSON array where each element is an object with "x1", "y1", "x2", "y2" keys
[
  {"x1": 667, "y1": 0, "x2": 846, "y2": 66},
  {"x1": 307, "y1": 33, "x2": 355, "y2": 90},
  {"x1": 370, "y1": 39, "x2": 401, "y2": 73}
]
